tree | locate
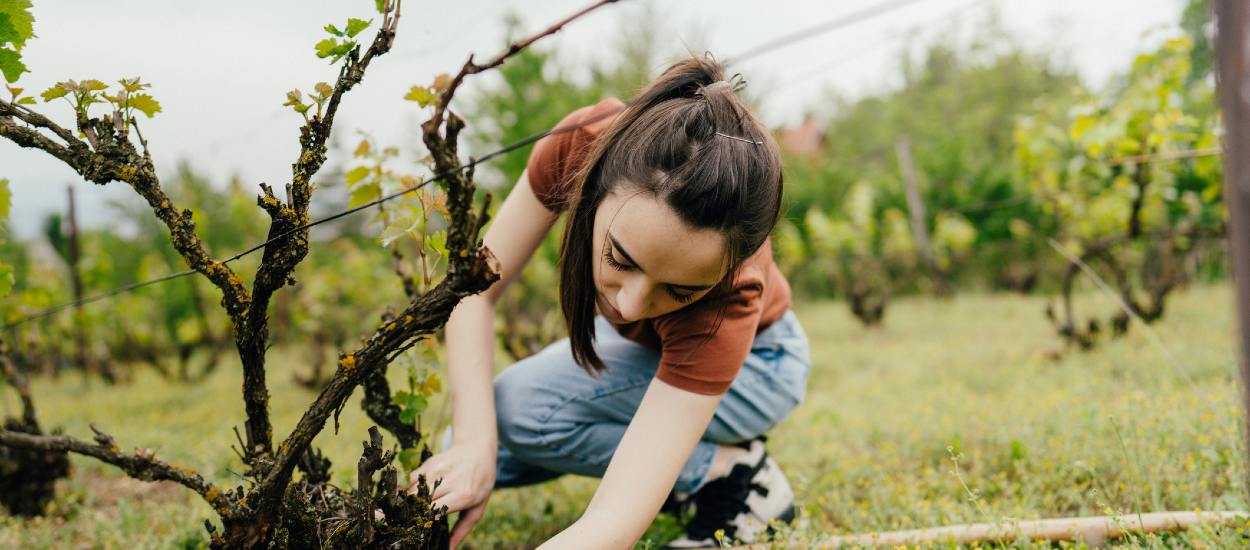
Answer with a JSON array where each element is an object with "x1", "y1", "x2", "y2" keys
[
  {"x1": 1014, "y1": 36, "x2": 1225, "y2": 348},
  {"x1": 0, "y1": 1, "x2": 617, "y2": 546},
  {"x1": 782, "y1": 21, "x2": 1078, "y2": 297}
]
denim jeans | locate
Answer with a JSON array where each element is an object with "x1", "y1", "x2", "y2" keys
[{"x1": 466, "y1": 309, "x2": 810, "y2": 495}]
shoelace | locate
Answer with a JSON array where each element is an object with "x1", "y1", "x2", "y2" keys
[{"x1": 684, "y1": 458, "x2": 771, "y2": 539}]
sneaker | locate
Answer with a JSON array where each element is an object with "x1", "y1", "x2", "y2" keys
[
  {"x1": 662, "y1": 439, "x2": 795, "y2": 548},
  {"x1": 659, "y1": 487, "x2": 691, "y2": 516}
]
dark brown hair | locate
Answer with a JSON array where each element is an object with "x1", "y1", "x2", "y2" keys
[{"x1": 558, "y1": 56, "x2": 783, "y2": 375}]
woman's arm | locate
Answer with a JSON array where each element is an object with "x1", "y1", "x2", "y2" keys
[
  {"x1": 539, "y1": 378, "x2": 723, "y2": 549},
  {"x1": 409, "y1": 171, "x2": 558, "y2": 547},
  {"x1": 443, "y1": 170, "x2": 557, "y2": 455}
]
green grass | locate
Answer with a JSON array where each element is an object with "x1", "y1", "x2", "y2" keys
[{"x1": 1, "y1": 284, "x2": 1247, "y2": 548}]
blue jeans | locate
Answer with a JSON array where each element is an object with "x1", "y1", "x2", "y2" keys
[{"x1": 477, "y1": 309, "x2": 810, "y2": 495}]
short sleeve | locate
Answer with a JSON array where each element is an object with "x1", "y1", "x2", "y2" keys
[
  {"x1": 525, "y1": 98, "x2": 626, "y2": 212},
  {"x1": 651, "y1": 284, "x2": 764, "y2": 396}
]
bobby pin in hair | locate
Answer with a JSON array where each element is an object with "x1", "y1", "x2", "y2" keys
[{"x1": 715, "y1": 131, "x2": 763, "y2": 145}]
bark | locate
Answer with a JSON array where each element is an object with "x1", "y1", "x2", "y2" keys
[
  {"x1": 0, "y1": 339, "x2": 71, "y2": 516},
  {"x1": 0, "y1": 1, "x2": 620, "y2": 547}
]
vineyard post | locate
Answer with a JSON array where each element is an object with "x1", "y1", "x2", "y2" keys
[
  {"x1": 1214, "y1": 0, "x2": 1250, "y2": 500},
  {"x1": 65, "y1": 185, "x2": 91, "y2": 380},
  {"x1": 896, "y1": 137, "x2": 947, "y2": 294}
]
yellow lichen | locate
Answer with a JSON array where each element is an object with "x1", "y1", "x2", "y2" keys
[{"x1": 340, "y1": 354, "x2": 356, "y2": 371}]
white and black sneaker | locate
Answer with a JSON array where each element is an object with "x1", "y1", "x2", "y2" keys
[{"x1": 663, "y1": 439, "x2": 795, "y2": 548}]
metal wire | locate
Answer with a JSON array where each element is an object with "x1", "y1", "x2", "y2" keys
[{"x1": 4, "y1": 0, "x2": 929, "y2": 328}]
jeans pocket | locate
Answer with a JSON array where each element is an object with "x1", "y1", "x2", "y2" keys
[
  {"x1": 751, "y1": 339, "x2": 809, "y2": 406},
  {"x1": 750, "y1": 342, "x2": 787, "y2": 364}
]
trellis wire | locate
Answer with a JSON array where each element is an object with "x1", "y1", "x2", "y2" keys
[{"x1": 6, "y1": 0, "x2": 931, "y2": 328}]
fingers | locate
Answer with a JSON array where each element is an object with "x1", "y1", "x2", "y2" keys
[
  {"x1": 431, "y1": 476, "x2": 451, "y2": 501},
  {"x1": 431, "y1": 488, "x2": 468, "y2": 514},
  {"x1": 449, "y1": 501, "x2": 487, "y2": 550},
  {"x1": 407, "y1": 463, "x2": 445, "y2": 496}
]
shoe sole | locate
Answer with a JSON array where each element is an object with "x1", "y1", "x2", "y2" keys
[{"x1": 760, "y1": 503, "x2": 796, "y2": 542}]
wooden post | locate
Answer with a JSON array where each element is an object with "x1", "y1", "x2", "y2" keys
[
  {"x1": 65, "y1": 185, "x2": 93, "y2": 381},
  {"x1": 1214, "y1": 0, "x2": 1250, "y2": 502},
  {"x1": 896, "y1": 137, "x2": 948, "y2": 294}
]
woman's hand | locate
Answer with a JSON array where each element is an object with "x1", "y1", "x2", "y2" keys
[{"x1": 406, "y1": 443, "x2": 497, "y2": 549}]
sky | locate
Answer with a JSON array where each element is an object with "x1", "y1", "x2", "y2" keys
[{"x1": 2, "y1": 0, "x2": 1186, "y2": 238}]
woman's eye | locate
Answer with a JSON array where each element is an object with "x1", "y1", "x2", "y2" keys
[
  {"x1": 668, "y1": 288, "x2": 695, "y2": 304},
  {"x1": 602, "y1": 249, "x2": 631, "y2": 271}
]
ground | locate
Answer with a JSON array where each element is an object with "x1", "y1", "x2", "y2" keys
[{"x1": 0, "y1": 284, "x2": 1246, "y2": 548}]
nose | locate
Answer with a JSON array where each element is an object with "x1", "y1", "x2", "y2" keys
[{"x1": 615, "y1": 278, "x2": 651, "y2": 322}]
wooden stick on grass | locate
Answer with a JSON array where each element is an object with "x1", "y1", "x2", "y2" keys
[{"x1": 723, "y1": 510, "x2": 1247, "y2": 548}]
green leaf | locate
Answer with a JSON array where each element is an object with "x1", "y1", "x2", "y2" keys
[
  {"x1": 0, "y1": 264, "x2": 12, "y2": 298},
  {"x1": 0, "y1": 178, "x2": 10, "y2": 221},
  {"x1": 0, "y1": 13, "x2": 16, "y2": 47},
  {"x1": 344, "y1": 165, "x2": 371, "y2": 186},
  {"x1": 392, "y1": 390, "x2": 413, "y2": 405},
  {"x1": 425, "y1": 230, "x2": 447, "y2": 258},
  {"x1": 82, "y1": 79, "x2": 107, "y2": 92},
  {"x1": 39, "y1": 82, "x2": 68, "y2": 101},
  {"x1": 406, "y1": 393, "x2": 428, "y2": 415},
  {"x1": 347, "y1": 182, "x2": 380, "y2": 208},
  {"x1": 314, "y1": 37, "x2": 340, "y2": 58},
  {"x1": 314, "y1": 37, "x2": 355, "y2": 63},
  {"x1": 0, "y1": 1, "x2": 35, "y2": 50},
  {"x1": 323, "y1": 23, "x2": 343, "y2": 37},
  {"x1": 15, "y1": 95, "x2": 32, "y2": 104},
  {"x1": 127, "y1": 93, "x2": 161, "y2": 118},
  {"x1": 403, "y1": 85, "x2": 435, "y2": 107},
  {"x1": 380, "y1": 222, "x2": 408, "y2": 248},
  {"x1": 344, "y1": 18, "x2": 370, "y2": 38},
  {"x1": 418, "y1": 371, "x2": 441, "y2": 397},
  {"x1": 0, "y1": 47, "x2": 25, "y2": 83},
  {"x1": 398, "y1": 448, "x2": 421, "y2": 471},
  {"x1": 375, "y1": 0, "x2": 387, "y2": 14},
  {"x1": 118, "y1": 77, "x2": 147, "y2": 93},
  {"x1": 398, "y1": 407, "x2": 418, "y2": 425}
]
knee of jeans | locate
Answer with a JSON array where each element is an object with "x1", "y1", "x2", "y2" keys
[{"x1": 493, "y1": 365, "x2": 551, "y2": 454}]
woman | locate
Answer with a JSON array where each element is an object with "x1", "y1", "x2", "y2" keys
[{"x1": 407, "y1": 55, "x2": 811, "y2": 549}]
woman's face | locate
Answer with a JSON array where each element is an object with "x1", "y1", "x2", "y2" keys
[{"x1": 591, "y1": 188, "x2": 728, "y2": 323}]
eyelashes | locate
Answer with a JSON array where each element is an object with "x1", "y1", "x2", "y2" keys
[{"x1": 601, "y1": 247, "x2": 696, "y2": 304}]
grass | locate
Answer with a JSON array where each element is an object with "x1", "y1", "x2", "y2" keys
[{"x1": 0, "y1": 284, "x2": 1247, "y2": 548}]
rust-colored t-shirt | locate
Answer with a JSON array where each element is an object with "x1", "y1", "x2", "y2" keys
[{"x1": 525, "y1": 98, "x2": 792, "y2": 395}]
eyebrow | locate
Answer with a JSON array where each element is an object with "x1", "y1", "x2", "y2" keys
[{"x1": 608, "y1": 232, "x2": 717, "y2": 292}]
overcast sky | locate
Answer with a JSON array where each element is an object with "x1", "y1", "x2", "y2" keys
[{"x1": 2, "y1": 0, "x2": 1186, "y2": 238}]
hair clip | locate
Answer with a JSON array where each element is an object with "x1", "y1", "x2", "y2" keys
[{"x1": 715, "y1": 131, "x2": 763, "y2": 145}]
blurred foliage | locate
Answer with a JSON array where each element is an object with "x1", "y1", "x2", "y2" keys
[
  {"x1": 781, "y1": 20, "x2": 1080, "y2": 323},
  {"x1": 782, "y1": 7, "x2": 1226, "y2": 332},
  {"x1": 0, "y1": 2, "x2": 1231, "y2": 372},
  {"x1": 1180, "y1": 0, "x2": 1214, "y2": 85},
  {"x1": 1014, "y1": 35, "x2": 1225, "y2": 346}
]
